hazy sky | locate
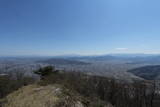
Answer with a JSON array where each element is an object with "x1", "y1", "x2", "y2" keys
[{"x1": 0, "y1": 0, "x2": 160, "y2": 56}]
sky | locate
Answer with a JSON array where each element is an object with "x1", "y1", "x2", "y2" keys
[{"x1": 0, "y1": 0, "x2": 160, "y2": 56}]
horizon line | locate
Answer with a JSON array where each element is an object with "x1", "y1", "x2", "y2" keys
[{"x1": 0, "y1": 53, "x2": 160, "y2": 57}]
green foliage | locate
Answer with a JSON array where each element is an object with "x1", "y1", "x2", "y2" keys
[{"x1": 34, "y1": 66, "x2": 54, "y2": 79}]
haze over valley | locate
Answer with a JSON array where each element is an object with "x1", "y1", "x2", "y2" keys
[
  {"x1": 1, "y1": 0, "x2": 160, "y2": 107},
  {"x1": 1, "y1": 54, "x2": 160, "y2": 82}
]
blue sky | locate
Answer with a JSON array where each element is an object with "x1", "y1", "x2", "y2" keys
[{"x1": 0, "y1": 0, "x2": 160, "y2": 56}]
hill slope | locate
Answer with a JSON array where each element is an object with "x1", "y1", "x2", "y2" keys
[
  {"x1": 1, "y1": 84, "x2": 112, "y2": 107},
  {"x1": 39, "y1": 58, "x2": 90, "y2": 65},
  {"x1": 128, "y1": 65, "x2": 160, "y2": 80}
]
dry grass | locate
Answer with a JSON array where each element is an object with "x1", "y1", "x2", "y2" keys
[{"x1": 2, "y1": 84, "x2": 85, "y2": 107}]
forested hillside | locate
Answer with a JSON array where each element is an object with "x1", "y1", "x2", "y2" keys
[
  {"x1": 128, "y1": 65, "x2": 160, "y2": 80},
  {"x1": 1, "y1": 66, "x2": 160, "y2": 107}
]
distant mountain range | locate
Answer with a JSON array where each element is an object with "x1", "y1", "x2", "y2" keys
[
  {"x1": 67, "y1": 54, "x2": 160, "y2": 64},
  {"x1": 1, "y1": 54, "x2": 160, "y2": 82},
  {"x1": 38, "y1": 58, "x2": 90, "y2": 65}
]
